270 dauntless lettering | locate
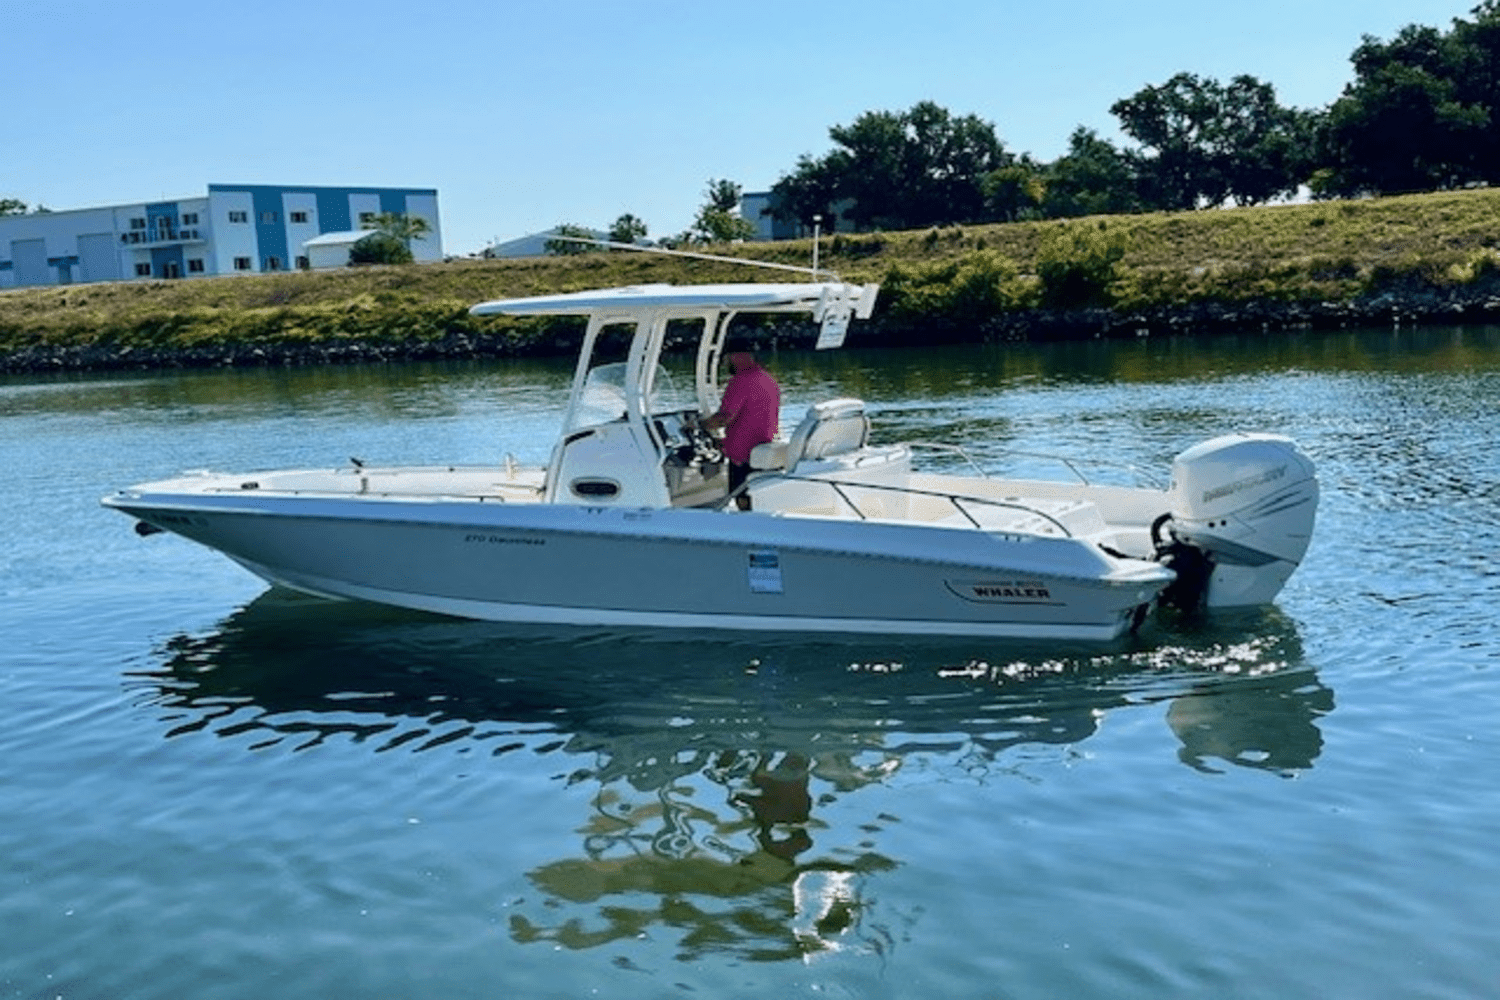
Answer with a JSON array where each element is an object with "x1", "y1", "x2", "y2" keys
[{"x1": 464, "y1": 533, "x2": 545, "y2": 546}]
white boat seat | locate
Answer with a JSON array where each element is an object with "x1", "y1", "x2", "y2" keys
[
  {"x1": 749, "y1": 440, "x2": 789, "y2": 470},
  {"x1": 785, "y1": 398, "x2": 868, "y2": 469},
  {"x1": 747, "y1": 398, "x2": 869, "y2": 472}
]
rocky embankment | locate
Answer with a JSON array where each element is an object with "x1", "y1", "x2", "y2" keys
[
  {"x1": 0, "y1": 327, "x2": 530, "y2": 374},
  {"x1": 979, "y1": 282, "x2": 1500, "y2": 342},
  {"x1": 5, "y1": 283, "x2": 1500, "y2": 374}
]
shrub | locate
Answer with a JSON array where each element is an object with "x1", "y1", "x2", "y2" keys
[
  {"x1": 882, "y1": 252, "x2": 1031, "y2": 327},
  {"x1": 349, "y1": 233, "x2": 413, "y2": 266},
  {"x1": 1035, "y1": 223, "x2": 1128, "y2": 308}
]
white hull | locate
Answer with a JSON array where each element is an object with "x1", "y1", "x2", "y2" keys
[{"x1": 105, "y1": 468, "x2": 1174, "y2": 641}]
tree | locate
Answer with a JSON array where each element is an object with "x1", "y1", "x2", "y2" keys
[
  {"x1": 703, "y1": 179, "x2": 742, "y2": 213},
  {"x1": 1, "y1": 197, "x2": 29, "y2": 216},
  {"x1": 363, "y1": 211, "x2": 431, "y2": 249},
  {"x1": 608, "y1": 213, "x2": 648, "y2": 246},
  {"x1": 1212, "y1": 77, "x2": 1317, "y2": 205},
  {"x1": 686, "y1": 179, "x2": 755, "y2": 244},
  {"x1": 349, "y1": 232, "x2": 413, "y2": 265},
  {"x1": 1111, "y1": 73, "x2": 1230, "y2": 210},
  {"x1": 1039, "y1": 128, "x2": 1142, "y2": 217},
  {"x1": 544, "y1": 223, "x2": 604, "y2": 255},
  {"x1": 1316, "y1": 11, "x2": 1498, "y2": 195},
  {"x1": 767, "y1": 154, "x2": 842, "y2": 232},
  {"x1": 769, "y1": 101, "x2": 1010, "y2": 232},
  {"x1": 1450, "y1": 0, "x2": 1500, "y2": 179},
  {"x1": 1110, "y1": 72, "x2": 1310, "y2": 210},
  {"x1": 981, "y1": 162, "x2": 1044, "y2": 222}
]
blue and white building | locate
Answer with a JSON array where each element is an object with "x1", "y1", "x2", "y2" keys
[
  {"x1": 739, "y1": 190, "x2": 856, "y2": 242},
  {"x1": 0, "y1": 183, "x2": 442, "y2": 289}
]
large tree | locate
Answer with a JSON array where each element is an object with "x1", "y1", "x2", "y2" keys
[
  {"x1": 766, "y1": 154, "x2": 842, "y2": 233},
  {"x1": 608, "y1": 213, "x2": 648, "y2": 246},
  {"x1": 1212, "y1": 77, "x2": 1317, "y2": 205},
  {"x1": 981, "y1": 156, "x2": 1046, "y2": 222},
  {"x1": 685, "y1": 179, "x2": 756, "y2": 244},
  {"x1": 1317, "y1": 7, "x2": 1500, "y2": 195},
  {"x1": 770, "y1": 101, "x2": 1010, "y2": 231},
  {"x1": 362, "y1": 211, "x2": 431, "y2": 251},
  {"x1": 1111, "y1": 73, "x2": 1309, "y2": 209},
  {"x1": 1111, "y1": 73, "x2": 1227, "y2": 210},
  {"x1": 1039, "y1": 128, "x2": 1142, "y2": 217}
]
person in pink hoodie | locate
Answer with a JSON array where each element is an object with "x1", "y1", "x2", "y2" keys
[{"x1": 705, "y1": 344, "x2": 779, "y2": 510}]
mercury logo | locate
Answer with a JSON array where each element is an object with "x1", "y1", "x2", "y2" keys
[{"x1": 1202, "y1": 464, "x2": 1286, "y2": 504}]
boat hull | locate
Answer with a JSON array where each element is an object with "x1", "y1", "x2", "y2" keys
[{"x1": 104, "y1": 485, "x2": 1172, "y2": 641}]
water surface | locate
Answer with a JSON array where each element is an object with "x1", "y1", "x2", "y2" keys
[{"x1": 3, "y1": 326, "x2": 1498, "y2": 998}]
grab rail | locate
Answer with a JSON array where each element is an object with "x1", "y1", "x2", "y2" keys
[
  {"x1": 906, "y1": 440, "x2": 1162, "y2": 489},
  {"x1": 725, "y1": 472, "x2": 1077, "y2": 537}
]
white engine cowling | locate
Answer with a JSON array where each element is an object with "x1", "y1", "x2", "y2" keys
[{"x1": 1164, "y1": 433, "x2": 1318, "y2": 607}]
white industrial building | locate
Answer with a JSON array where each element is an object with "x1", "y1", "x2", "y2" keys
[{"x1": 0, "y1": 183, "x2": 442, "y2": 289}]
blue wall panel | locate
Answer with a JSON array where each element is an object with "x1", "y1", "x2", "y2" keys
[
  {"x1": 150, "y1": 245, "x2": 185, "y2": 278},
  {"x1": 316, "y1": 190, "x2": 351, "y2": 232}
]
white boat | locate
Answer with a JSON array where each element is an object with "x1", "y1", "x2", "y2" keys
[{"x1": 103, "y1": 279, "x2": 1317, "y2": 641}]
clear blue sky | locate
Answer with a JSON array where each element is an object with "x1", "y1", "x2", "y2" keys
[{"x1": 6, "y1": 0, "x2": 1480, "y2": 254}]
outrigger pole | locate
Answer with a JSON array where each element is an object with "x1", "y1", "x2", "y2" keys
[{"x1": 540, "y1": 235, "x2": 840, "y2": 281}]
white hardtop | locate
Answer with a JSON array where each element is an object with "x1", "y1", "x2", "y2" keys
[{"x1": 470, "y1": 281, "x2": 879, "y2": 322}]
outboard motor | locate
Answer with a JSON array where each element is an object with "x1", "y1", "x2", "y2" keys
[{"x1": 1154, "y1": 433, "x2": 1318, "y2": 610}]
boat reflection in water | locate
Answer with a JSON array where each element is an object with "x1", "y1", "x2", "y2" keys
[{"x1": 131, "y1": 593, "x2": 1332, "y2": 960}]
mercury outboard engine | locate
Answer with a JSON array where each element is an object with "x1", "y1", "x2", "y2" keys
[{"x1": 1153, "y1": 433, "x2": 1318, "y2": 610}]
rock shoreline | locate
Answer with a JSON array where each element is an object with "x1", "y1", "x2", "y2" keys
[{"x1": 6, "y1": 285, "x2": 1500, "y2": 374}]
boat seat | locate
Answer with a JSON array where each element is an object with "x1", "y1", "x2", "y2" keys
[
  {"x1": 751, "y1": 398, "x2": 869, "y2": 472},
  {"x1": 749, "y1": 440, "x2": 790, "y2": 470}
]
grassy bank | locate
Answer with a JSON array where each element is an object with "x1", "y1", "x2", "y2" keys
[{"x1": 6, "y1": 187, "x2": 1500, "y2": 371}]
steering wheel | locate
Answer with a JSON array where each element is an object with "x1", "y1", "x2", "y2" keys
[{"x1": 681, "y1": 412, "x2": 724, "y2": 465}]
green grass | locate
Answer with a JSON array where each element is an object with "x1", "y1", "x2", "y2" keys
[{"x1": 6, "y1": 187, "x2": 1500, "y2": 363}]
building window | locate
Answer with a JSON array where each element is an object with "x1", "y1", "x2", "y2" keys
[
  {"x1": 295, "y1": 255, "x2": 310, "y2": 270},
  {"x1": 265, "y1": 256, "x2": 282, "y2": 271},
  {"x1": 260, "y1": 211, "x2": 278, "y2": 224},
  {"x1": 358, "y1": 212, "x2": 375, "y2": 226},
  {"x1": 234, "y1": 257, "x2": 252, "y2": 270},
  {"x1": 181, "y1": 212, "x2": 199, "y2": 225},
  {"x1": 290, "y1": 210, "x2": 309, "y2": 224},
  {"x1": 130, "y1": 217, "x2": 146, "y2": 229},
  {"x1": 188, "y1": 258, "x2": 204, "y2": 273},
  {"x1": 228, "y1": 210, "x2": 248, "y2": 223},
  {"x1": 134, "y1": 263, "x2": 152, "y2": 276}
]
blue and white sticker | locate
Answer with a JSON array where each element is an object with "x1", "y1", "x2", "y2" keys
[{"x1": 747, "y1": 550, "x2": 784, "y2": 593}]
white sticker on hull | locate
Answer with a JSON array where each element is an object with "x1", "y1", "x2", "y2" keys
[{"x1": 748, "y1": 550, "x2": 784, "y2": 594}]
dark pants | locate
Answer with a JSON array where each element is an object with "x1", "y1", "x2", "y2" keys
[{"x1": 728, "y1": 461, "x2": 753, "y2": 510}]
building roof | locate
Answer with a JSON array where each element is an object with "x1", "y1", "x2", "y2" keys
[{"x1": 302, "y1": 230, "x2": 375, "y2": 248}]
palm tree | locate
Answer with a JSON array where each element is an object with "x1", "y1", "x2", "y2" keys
[{"x1": 364, "y1": 212, "x2": 431, "y2": 250}]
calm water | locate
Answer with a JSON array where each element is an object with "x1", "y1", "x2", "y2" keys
[{"x1": 3, "y1": 327, "x2": 1498, "y2": 998}]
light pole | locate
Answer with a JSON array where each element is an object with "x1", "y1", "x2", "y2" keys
[{"x1": 812, "y1": 214, "x2": 822, "y2": 277}]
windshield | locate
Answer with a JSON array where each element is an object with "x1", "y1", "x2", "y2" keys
[
  {"x1": 570, "y1": 362, "x2": 630, "y2": 430},
  {"x1": 566, "y1": 362, "x2": 689, "y2": 433}
]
